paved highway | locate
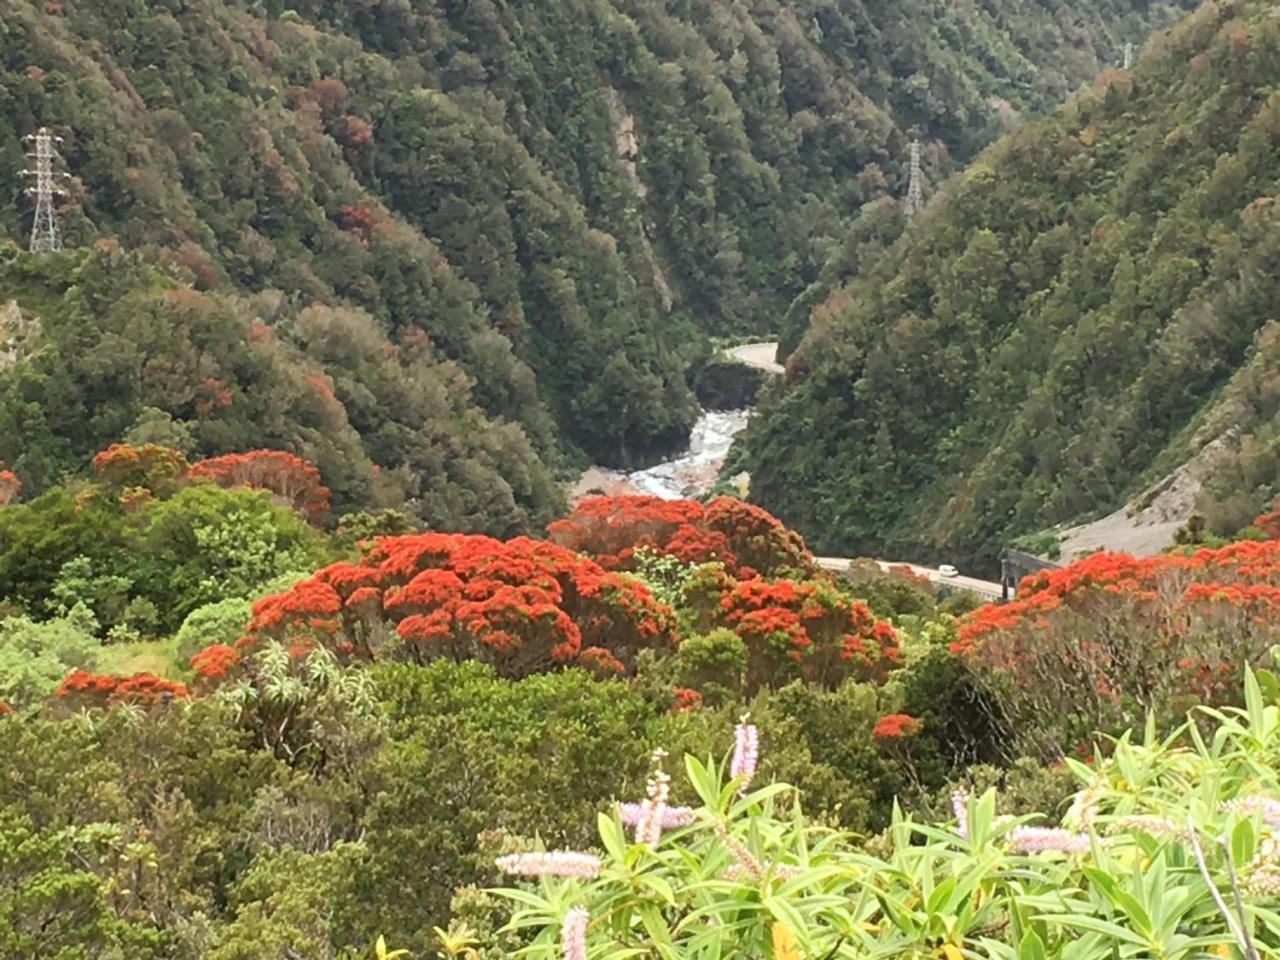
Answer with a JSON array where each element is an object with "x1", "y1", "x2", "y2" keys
[
  {"x1": 728, "y1": 341, "x2": 784, "y2": 375},
  {"x1": 816, "y1": 556, "x2": 1005, "y2": 601}
]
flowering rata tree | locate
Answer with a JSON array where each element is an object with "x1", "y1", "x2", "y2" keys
[
  {"x1": 952, "y1": 540, "x2": 1280, "y2": 758},
  {"x1": 0, "y1": 462, "x2": 19, "y2": 507},
  {"x1": 547, "y1": 496, "x2": 815, "y2": 579},
  {"x1": 188, "y1": 450, "x2": 331, "y2": 525},
  {"x1": 235, "y1": 533, "x2": 677, "y2": 679},
  {"x1": 678, "y1": 565, "x2": 900, "y2": 693},
  {"x1": 53, "y1": 670, "x2": 189, "y2": 712}
]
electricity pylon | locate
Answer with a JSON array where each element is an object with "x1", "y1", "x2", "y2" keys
[
  {"x1": 904, "y1": 139, "x2": 924, "y2": 219},
  {"x1": 1123, "y1": 42, "x2": 1134, "y2": 69},
  {"x1": 21, "y1": 128, "x2": 68, "y2": 253}
]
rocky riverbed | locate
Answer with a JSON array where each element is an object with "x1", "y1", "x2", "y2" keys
[{"x1": 572, "y1": 409, "x2": 750, "y2": 502}]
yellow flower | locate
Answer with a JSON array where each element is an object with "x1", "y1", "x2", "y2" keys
[{"x1": 772, "y1": 922, "x2": 800, "y2": 960}]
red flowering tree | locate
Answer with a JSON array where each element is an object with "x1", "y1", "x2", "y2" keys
[
  {"x1": 952, "y1": 541, "x2": 1280, "y2": 758},
  {"x1": 547, "y1": 496, "x2": 814, "y2": 578},
  {"x1": 53, "y1": 671, "x2": 189, "y2": 712},
  {"x1": 91, "y1": 443, "x2": 190, "y2": 496},
  {"x1": 188, "y1": 450, "x2": 331, "y2": 524},
  {"x1": 234, "y1": 533, "x2": 677, "y2": 679},
  {"x1": 1253, "y1": 500, "x2": 1280, "y2": 539},
  {"x1": 190, "y1": 644, "x2": 241, "y2": 686},
  {"x1": 872, "y1": 713, "x2": 923, "y2": 739},
  {"x1": 673, "y1": 564, "x2": 898, "y2": 693},
  {"x1": 0, "y1": 462, "x2": 20, "y2": 507}
]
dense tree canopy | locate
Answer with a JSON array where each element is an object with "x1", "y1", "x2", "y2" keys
[
  {"x1": 0, "y1": 0, "x2": 1193, "y2": 477},
  {"x1": 744, "y1": 0, "x2": 1280, "y2": 569}
]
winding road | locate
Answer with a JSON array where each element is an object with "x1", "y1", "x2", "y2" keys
[
  {"x1": 728, "y1": 341, "x2": 784, "y2": 375},
  {"x1": 726, "y1": 341, "x2": 1007, "y2": 601},
  {"x1": 816, "y1": 557, "x2": 1005, "y2": 602}
]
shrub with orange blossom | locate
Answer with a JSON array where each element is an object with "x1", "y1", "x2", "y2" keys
[
  {"x1": 233, "y1": 532, "x2": 677, "y2": 680},
  {"x1": 91, "y1": 443, "x2": 190, "y2": 496},
  {"x1": 188, "y1": 450, "x2": 331, "y2": 524},
  {"x1": 53, "y1": 670, "x2": 189, "y2": 712},
  {"x1": 0, "y1": 462, "x2": 19, "y2": 507},
  {"x1": 952, "y1": 541, "x2": 1280, "y2": 758},
  {"x1": 676, "y1": 564, "x2": 900, "y2": 692},
  {"x1": 547, "y1": 496, "x2": 814, "y2": 579}
]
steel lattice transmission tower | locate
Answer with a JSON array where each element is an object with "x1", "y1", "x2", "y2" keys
[
  {"x1": 1123, "y1": 42, "x2": 1134, "y2": 69},
  {"x1": 21, "y1": 128, "x2": 68, "y2": 254},
  {"x1": 904, "y1": 139, "x2": 924, "y2": 219}
]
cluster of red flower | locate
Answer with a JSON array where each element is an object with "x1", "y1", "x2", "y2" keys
[
  {"x1": 54, "y1": 670, "x2": 190, "y2": 710},
  {"x1": 239, "y1": 532, "x2": 677, "y2": 679},
  {"x1": 952, "y1": 541, "x2": 1280, "y2": 754},
  {"x1": 188, "y1": 450, "x2": 331, "y2": 523},
  {"x1": 190, "y1": 644, "x2": 242, "y2": 682},
  {"x1": 90, "y1": 443, "x2": 332, "y2": 524},
  {"x1": 547, "y1": 496, "x2": 814, "y2": 578},
  {"x1": 871, "y1": 713, "x2": 923, "y2": 739},
  {"x1": 0, "y1": 461, "x2": 20, "y2": 507},
  {"x1": 92, "y1": 443, "x2": 190, "y2": 493},
  {"x1": 715, "y1": 576, "x2": 900, "y2": 689}
]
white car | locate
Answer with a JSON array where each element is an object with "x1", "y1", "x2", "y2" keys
[{"x1": 938, "y1": 564, "x2": 959, "y2": 578}]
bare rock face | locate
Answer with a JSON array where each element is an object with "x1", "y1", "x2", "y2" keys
[
  {"x1": 1054, "y1": 430, "x2": 1240, "y2": 560},
  {"x1": 605, "y1": 87, "x2": 672, "y2": 313},
  {"x1": 0, "y1": 300, "x2": 36, "y2": 368}
]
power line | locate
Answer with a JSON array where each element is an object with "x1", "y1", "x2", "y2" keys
[{"x1": 20, "y1": 127, "x2": 68, "y2": 254}]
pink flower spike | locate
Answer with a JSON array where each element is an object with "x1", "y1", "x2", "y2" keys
[
  {"x1": 495, "y1": 851, "x2": 602, "y2": 878},
  {"x1": 618, "y1": 802, "x2": 697, "y2": 829},
  {"x1": 562, "y1": 906, "x2": 589, "y2": 960},
  {"x1": 1008, "y1": 826, "x2": 1090, "y2": 854},
  {"x1": 731, "y1": 715, "x2": 759, "y2": 790},
  {"x1": 635, "y1": 769, "x2": 672, "y2": 846},
  {"x1": 951, "y1": 790, "x2": 969, "y2": 841},
  {"x1": 1225, "y1": 796, "x2": 1280, "y2": 828}
]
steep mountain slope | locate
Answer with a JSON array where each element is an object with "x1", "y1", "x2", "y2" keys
[
  {"x1": 0, "y1": 0, "x2": 1192, "y2": 505},
  {"x1": 742, "y1": 0, "x2": 1280, "y2": 569},
  {"x1": 0, "y1": 243, "x2": 562, "y2": 536}
]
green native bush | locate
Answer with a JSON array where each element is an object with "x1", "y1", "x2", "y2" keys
[
  {"x1": 0, "y1": 612, "x2": 100, "y2": 711},
  {"x1": 174, "y1": 597, "x2": 254, "y2": 665},
  {"x1": 482, "y1": 662, "x2": 1280, "y2": 960}
]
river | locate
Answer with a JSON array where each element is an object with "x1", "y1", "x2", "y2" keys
[{"x1": 573, "y1": 408, "x2": 751, "y2": 501}]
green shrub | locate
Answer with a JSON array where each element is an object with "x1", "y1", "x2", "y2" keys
[
  {"x1": 175, "y1": 598, "x2": 253, "y2": 664},
  {"x1": 676, "y1": 630, "x2": 747, "y2": 704},
  {"x1": 0, "y1": 614, "x2": 100, "y2": 710},
  {"x1": 485, "y1": 665, "x2": 1280, "y2": 960}
]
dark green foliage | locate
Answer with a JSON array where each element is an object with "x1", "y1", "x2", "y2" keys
[
  {"x1": 689, "y1": 354, "x2": 767, "y2": 411},
  {"x1": 0, "y1": 0, "x2": 1192, "y2": 478},
  {"x1": 745, "y1": 0, "x2": 1280, "y2": 569},
  {"x1": 0, "y1": 244, "x2": 563, "y2": 535}
]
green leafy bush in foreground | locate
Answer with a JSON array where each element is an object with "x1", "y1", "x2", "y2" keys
[{"x1": 482, "y1": 664, "x2": 1280, "y2": 959}]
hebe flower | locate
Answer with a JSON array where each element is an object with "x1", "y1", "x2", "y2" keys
[
  {"x1": 951, "y1": 790, "x2": 969, "y2": 841},
  {"x1": 1008, "y1": 826, "x2": 1091, "y2": 854},
  {"x1": 561, "y1": 906, "x2": 589, "y2": 960},
  {"x1": 494, "y1": 852, "x2": 602, "y2": 879},
  {"x1": 731, "y1": 715, "x2": 759, "y2": 790},
  {"x1": 714, "y1": 820, "x2": 764, "y2": 884},
  {"x1": 1224, "y1": 796, "x2": 1280, "y2": 828},
  {"x1": 1242, "y1": 838, "x2": 1280, "y2": 896},
  {"x1": 635, "y1": 748, "x2": 671, "y2": 846},
  {"x1": 618, "y1": 803, "x2": 696, "y2": 830}
]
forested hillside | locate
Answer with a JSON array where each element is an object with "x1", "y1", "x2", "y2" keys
[
  {"x1": 744, "y1": 0, "x2": 1280, "y2": 569},
  {"x1": 0, "y1": 0, "x2": 1191, "y2": 514}
]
